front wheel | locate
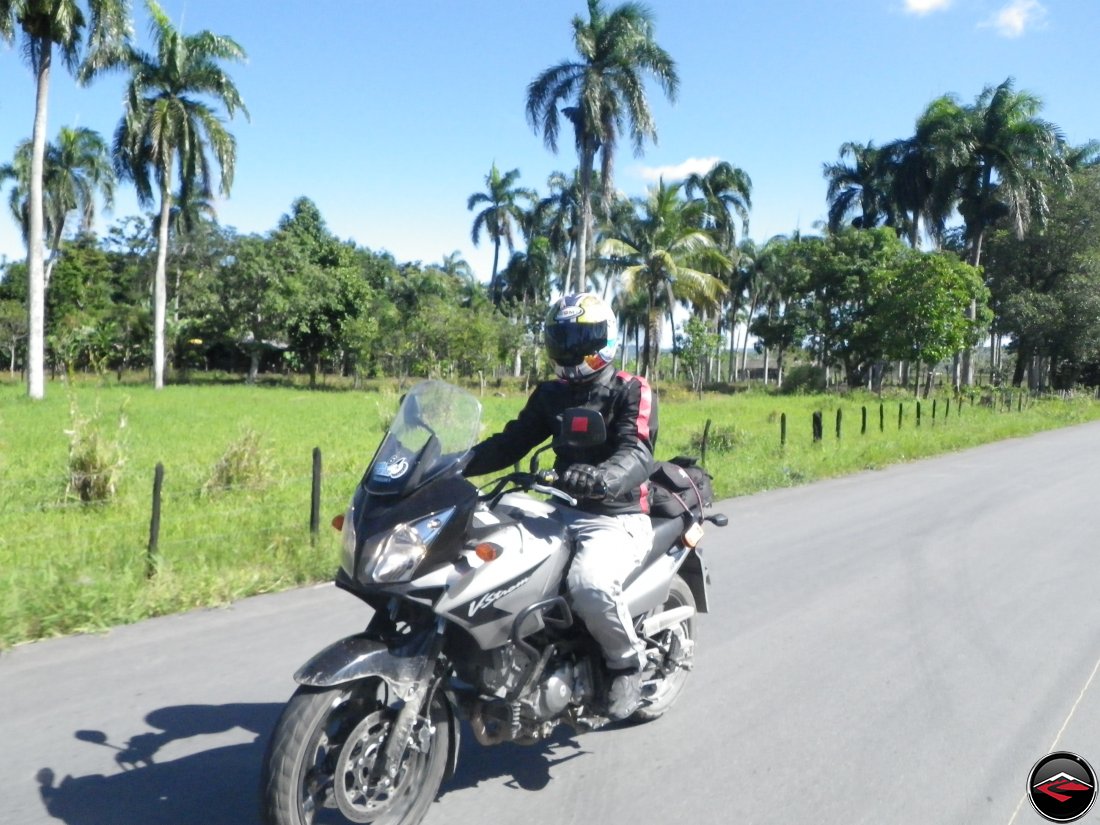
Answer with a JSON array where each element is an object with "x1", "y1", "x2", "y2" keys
[
  {"x1": 260, "y1": 678, "x2": 451, "y2": 825},
  {"x1": 634, "y1": 573, "x2": 696, "y2": 721}
]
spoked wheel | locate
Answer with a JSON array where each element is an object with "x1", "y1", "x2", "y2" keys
[
  {"x1": 634, "y1": 573, "x2": 696, "y2": 721},
  {"x1": 261, "y1": 679, "x2": 451, "y2": 825}
]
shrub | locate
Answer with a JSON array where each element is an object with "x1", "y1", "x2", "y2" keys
[
  {"x1": 64, "y1": 397, "x2": 127, "y2": 503},
  {"x1": 201, "y1": 428, "x2": 275, "y2": 496},
  {"x1": 780, "y1": 365, "x2": 827, "y2": 395}
]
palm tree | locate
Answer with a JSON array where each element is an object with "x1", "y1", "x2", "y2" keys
[
  {"x1": 466, "y1": 163, "x2": 534, "y2": 303},
  {"x1": 533, "y1": 170, "x2": 583, "y2": 291},
  {"x1": 97, "y1": 0, "x2": 247, "y2": 389},
  {"x1": 1, "y1": 0, "x2": 131, "y2": 399},
  {"x1": 684, "y1": 160, "x2": 753, "y2": 249},
  {"x1": 438, "y1": 250, "x2": 475, "y2": 282},
  {"x1": 3, "y1": 127, "x2": 115, "y2": 289},
  {"x1": 823, "y1": 141, "x2": 895, "y2": 234},
  {"x1": 600, "y1": 179, "x2": 728, "y2": 379},
  {"x1": 526, "y1": 0, "x2": 678, "y2": 293},
  {"x1": 948, "y1": 78, "x2": 1069, "y2": 384},
  {"x1": 882, "y1": 98, "x2": 964, "y2": 249}
]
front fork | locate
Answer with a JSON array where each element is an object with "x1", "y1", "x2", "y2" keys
[{"x1": 377, "y1": 619, "x2": 447, "y2": 784}]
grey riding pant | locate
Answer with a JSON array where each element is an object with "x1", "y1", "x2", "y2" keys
[{"x1": 566, "y1": 511, "x2": 653, "y2": 672}]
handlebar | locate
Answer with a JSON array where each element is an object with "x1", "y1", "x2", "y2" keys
[{"x1": 479, "y1": 469, "x2": 578, "y2": 508}]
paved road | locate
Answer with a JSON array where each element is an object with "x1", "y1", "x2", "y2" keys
[{"x1": 4, "y1": 421, "x2": 1100, "y2": 825}]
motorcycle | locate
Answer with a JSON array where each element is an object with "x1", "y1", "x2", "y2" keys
[{"x1": 260, "y1": 380, "x2": 727, "y2": 825}]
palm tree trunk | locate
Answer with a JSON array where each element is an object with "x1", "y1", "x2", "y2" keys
[
  {"x1": 575, "y1": 141, "x2": 597, "y2": 293},
  {"x1": 26, "y1": 43, "x2": 52, "y2": 400},
  {"x1": 738, "y1": 296, "x2": 759, "y2": 379},
  {"x1": 154, "y1": 174, "x2": 173, "y2": 390}
]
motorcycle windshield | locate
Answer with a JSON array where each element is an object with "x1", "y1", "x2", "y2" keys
[{"x1": 365, "y1": 381, "x2": 482, "y2": 497}]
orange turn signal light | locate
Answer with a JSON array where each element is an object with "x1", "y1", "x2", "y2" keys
[
  {"x1": 474, "y1": 543, "x2": 502, "y2": 562},
  {"x1": 331, "y1": 514, "x2": 345, "y2": 531}
]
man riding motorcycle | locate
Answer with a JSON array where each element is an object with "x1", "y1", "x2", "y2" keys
[{"x1": 463, "y1": 292, "x2": 657, "y2": 719}]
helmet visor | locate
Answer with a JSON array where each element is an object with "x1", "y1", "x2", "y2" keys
[{"x1": 546, "y1": 321, "x2": 608, "y2": 366}]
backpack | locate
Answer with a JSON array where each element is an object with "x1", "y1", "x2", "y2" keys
[{"x1": 648, "y1": 456, "x2": 715, "y2": 526}]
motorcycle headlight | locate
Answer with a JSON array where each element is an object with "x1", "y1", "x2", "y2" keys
[{"x1": 361, "y1": 509, "x2": 455, "y2": 584}]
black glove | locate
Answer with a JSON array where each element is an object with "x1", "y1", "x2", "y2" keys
[{"x1": 561, "y1": 464, "x2": 607, "y2": 499}]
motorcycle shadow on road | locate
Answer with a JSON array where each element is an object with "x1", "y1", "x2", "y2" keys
[
  {"x1": 35, "y1": 702, "x2": 282, "y2": 825},
  {"x1": 35, "y1": 704, "x2": 609, "y2": 824},
  {"x1": 443, "y1": 721, "x2": 592, "y2": 794}
]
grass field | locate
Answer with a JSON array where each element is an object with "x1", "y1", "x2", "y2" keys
[{"x1": 2, "y1": 375, "x2": 1098, "y2": 648}]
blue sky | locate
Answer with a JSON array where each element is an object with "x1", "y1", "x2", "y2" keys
[{"x1": 1, "y1": 0, "x2": 1097, "y2": 282}]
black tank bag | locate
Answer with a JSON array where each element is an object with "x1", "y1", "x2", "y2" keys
[{"x1": 648, "y1": 456, "x2": 715, "y2": 527}]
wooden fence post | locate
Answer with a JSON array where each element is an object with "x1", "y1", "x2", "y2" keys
[
  {"x1": 861, "y1": 406, "x2": 867, "y2": 435},
  {"x1": 898, "y1": 403, "x2": 903, "y2": 430},
  {"x1": 780, "y1": 413, "x2": 787, "y2": 448},
  {"x1": 701, "y1": 419, "x2": 712, "y2": 466},
  {"x1": 916, "y1": 401, "x2": 922, "y2": 427},
  {"x1": 310, "y1": 447, "x2": 322, "y2": 545},
  {"x1": 836, "y1": 408, "x2": 843, "y2": 440},
  {"x1": 879, "y1": 402, "x2": 885, "y2": 432},
  {"x1": 813, "y1": 411, "x2": 823, "y2": 442},
  {"x1": 147, "y1": 462, "x2": 164, "y2": 579}
]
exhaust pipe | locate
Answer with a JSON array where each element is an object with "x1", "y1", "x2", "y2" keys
[{"x1": 641, "y1": 605, "x2": 694, "y2": 637}]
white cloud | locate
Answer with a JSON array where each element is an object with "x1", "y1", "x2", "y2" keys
[
  {"x1": 980, "y1": 0, "x2": 1047, "y2": 37},
  {"x1": 636, "y1": 156, "x2": 721, "y2": 183},
  {"x1": 903, "y1": 0, "x2": 952, "y2": 16}
]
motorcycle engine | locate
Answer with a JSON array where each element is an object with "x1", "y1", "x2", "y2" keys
[{"x1": 530, "y1": 663, "x2": 574, "y2": 718}]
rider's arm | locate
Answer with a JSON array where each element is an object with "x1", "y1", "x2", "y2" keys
[
  {"x1": 463, "y1": 386, "x2": 553, "y2": 478},
  {"x1": 596, "y1": 375, "x2": 657, "y2": 499}
]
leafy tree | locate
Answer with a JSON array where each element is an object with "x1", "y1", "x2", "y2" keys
[
  {"x1": 984, "y1": 166, "x2": 1100, "y2": 388},
  {"x1": 0, "y1": 0, "x2": 131, "y2": 398},
  {"x1": 0, "y1": 298, "x2": 27, "y2": 374},
  {"x1": 466, "y1": 163, "x2": 534, "y2": 302},
  {"x1": 102, "y1": 0, "x2": 247, "y2": 389},
  {"x1": 198, "y1": 234, "x2": 288, "y2": 382},
  {"x1": 748, "y1": 234, "x2": 814, "y2": 388},
  {"x1": 677, "y1": 315, "x2": 720, "y2": 393},
  {"x1": 876, "y1": 252, "x2": 991, "y2": 380},
  {"x1": 274, "y1": 198, "x2": 369, "y2": 386},
  {"x1": 526, "y1": 0, "x2": 678, "y2": 292}
]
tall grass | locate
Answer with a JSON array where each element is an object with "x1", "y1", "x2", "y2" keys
[{"x1": 1, "y1": 376, "x2": 1097, "y2": 648}]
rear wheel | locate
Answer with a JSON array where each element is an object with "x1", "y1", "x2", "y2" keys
[
  {"x1": 634, "y1": 574, "x2": 696, "y2": 721},
  {"x1": 260, "y1": 679, "x2": 451, "y2": 825}
]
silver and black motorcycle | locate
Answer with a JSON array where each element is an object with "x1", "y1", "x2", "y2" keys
[{"x1": 260, "y1": 380, "x2": 727, "y2": 825}]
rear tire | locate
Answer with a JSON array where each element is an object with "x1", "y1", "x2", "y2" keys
[
  {"x1": 633, "y1": 573, "x2": 696, "y2": 721},
  {"x1": 260, "y1": 679, "x2": 451, "y2": 825}
]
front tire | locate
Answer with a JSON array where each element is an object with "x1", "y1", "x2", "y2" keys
[
  {"x1": 260, "y1": 679, "x2": 451, "y2": 825},
  {"x1": 634, "y1": 573, "x2": 696, "y2": 721}
]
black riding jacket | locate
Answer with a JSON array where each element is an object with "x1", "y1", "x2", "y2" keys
[{"x1": 464, "y1": 368, "x2": 657, "y2": 516}]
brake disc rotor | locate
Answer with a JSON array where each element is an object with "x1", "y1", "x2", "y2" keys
[{"x1": 333, "y1": 710, "x2": 408, "y2": 822}]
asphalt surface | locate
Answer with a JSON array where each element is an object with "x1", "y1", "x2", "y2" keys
[{"x1": 3, "y1": 421, "x2": 1100, "y2": 825}]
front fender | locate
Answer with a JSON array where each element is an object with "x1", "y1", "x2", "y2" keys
[
  {"x1": 294, "y1": 634, "x2": 426, "y2": 694},
  {"x1": 293, "y1": 633, "x2": 462, "y2": 781}
]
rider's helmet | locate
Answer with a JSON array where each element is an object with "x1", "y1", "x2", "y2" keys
[{"x1": 545, "y1": 292, "x2": 619, "y2": 383}]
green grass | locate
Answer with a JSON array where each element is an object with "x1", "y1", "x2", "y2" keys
[{"x1": 2, "y1": 376, "x2": 1098, "y2": 648}]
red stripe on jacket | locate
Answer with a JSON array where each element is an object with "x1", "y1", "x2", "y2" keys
[{"x1": 620, "y1": 371, "x2": 653, "y2": 442}]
